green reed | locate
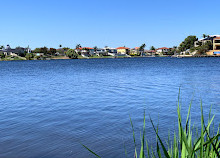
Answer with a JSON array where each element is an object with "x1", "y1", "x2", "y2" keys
[{"x1": 82, "y1": 92, "x2": 220, "y2": 158}]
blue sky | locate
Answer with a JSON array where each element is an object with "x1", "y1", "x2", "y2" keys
[{"x1": 0, "y1": 0, "x2": 219, "y2": 49}]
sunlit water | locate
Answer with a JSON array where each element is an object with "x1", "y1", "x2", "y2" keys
[{"x1": 0, "y1": 57, "x2": 219, "y2": 158}]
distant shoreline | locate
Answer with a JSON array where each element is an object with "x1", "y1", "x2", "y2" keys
[{"x1": 0, "y1": 55, "x2": 220, "y2": 62}]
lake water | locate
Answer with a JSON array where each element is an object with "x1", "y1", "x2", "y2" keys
[{"x1": 0, "y1": 57, "x2": 219, "y2": 158}]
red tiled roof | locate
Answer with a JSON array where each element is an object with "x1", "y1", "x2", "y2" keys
[
  {"x1": 83, "y1": 47, "x2": 94, "y2": 49},
  {"x1": 147, "y1": 50, "x2": 156, "y2": 52},
  {"x1": 157, "y1": 47, "x2": 169, "y2": 50},
  {"x1": 214, "y1": 37, "x2": 220, "y2": 39},
  {"x1": 76, "y1": 47, "x2": 94, "y2": 50},
  {"x1": 116, "y1": 47, "x2": 130, "y2": 49}
]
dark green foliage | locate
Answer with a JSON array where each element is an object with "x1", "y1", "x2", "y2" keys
[
  {"x1": 94, "y1": 46, "x2": 98, "y2": 52},
  {"x1": 163, "y1": 48, "x2": 175, "y2": 56},
  {"x1": 25, "y1": 53, "x2": 34, "y2": 60},
  {"x1": 63, "y1": 47, "x2": 70, "y2": 51},
  {"x1": 139, "y1": 44, "x2": 146, "y2": 56},
  {"x1": 189, "y1": 47, "x2": 196, "y2": 53},
  {"x1": 179, "y1": 36, "x2": 198, "y2": 51},
  {"x1": 33, "y1": 47, "x2": 48, "y2": 55},
  {"x1": 76, "y1": 44, "x2": 82, "y2": 49},
  {"x1": 0, "y1": 52, "x2": 5, "y2": 58},
  {"x1": 139, "y1": 44, "x2": 146, "y2": 51},
  {"x1": 196, "y1": 41, "x2": 212, "y2": 55},
  {"x1": 150, "y1": 46, "x2": 156, "y2": 50},
  {"x1": 65, "y1": 49, "x2": 78, "y2": 59},
  {"x1": 49, "y1": 48, "x2": 56, "y2": 55}
]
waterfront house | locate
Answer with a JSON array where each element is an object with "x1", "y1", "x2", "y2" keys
[
  {"x1": 206, "y1": 37, "x2": 220, "y2": 56},
  {"x1": 193, "y1": 35, "x2": 220, "y2": 56},
  {"x1": 213, "y1": 37, "x2": 220, "y2": 51},
  {"x1": 116, "y1": 47, "x2": 130, "y2": 54},
  {"x1": 156, "y1": 47, "x2": 169, "y2": 55},
  {"x1": 75, "y1": 47, "x2": 94, "y2": 56},
  {"x1": 103, "y1": 47, "x2": 117, "y2": 56},
  {"x1": 75, "y1": 48, "x2": 82, "y2": 54},
  {"x1": 130, "y1": 47, "x2": 140, "y2": 56},
  {"x1": 145, "y1": 50, "x2": 156, "y2": 56},
  {"x1": 0, "y1": 45, "x2": 31, "y2": 56},
  {"x1": 95, "y1": 48, "x2": 108, "y2": 56},
  {"x1": 194, "y1": 35, "x2": 220, "y2": 47}
]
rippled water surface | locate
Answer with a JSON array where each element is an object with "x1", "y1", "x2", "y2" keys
[{"x1": 0, "y1": 58, "x2": 219, "y2": 158}]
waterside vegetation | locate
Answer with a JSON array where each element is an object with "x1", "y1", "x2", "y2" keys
[{"x1": 82, "y1": 93, "x2": 220, "y2": 158}]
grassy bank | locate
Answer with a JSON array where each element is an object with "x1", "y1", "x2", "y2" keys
[
  {"x1": 0, "y1": 56, "x2": 26, "y2": 61},
  {"x1": 83, "y1": 93, "x2": 220, "y2": 158}
]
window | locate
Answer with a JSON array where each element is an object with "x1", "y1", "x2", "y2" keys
[
  {"x1": 216, "y1": 46, "x2": 220, "y2": 50},
  {"x1": 214, "y1": 40, "x2": 220, "y2": 43}
]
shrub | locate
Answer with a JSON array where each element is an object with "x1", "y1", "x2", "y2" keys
[
  {"x1": 25, "y1": 53, "x2": 34, "y2": 60},
  {"x1": 65, "y1": 49, "x2": 78, "y2": 59}
]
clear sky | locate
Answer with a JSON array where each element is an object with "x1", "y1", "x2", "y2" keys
[{"x1": 0, "y1": 0, "x2": 219, "y2": 49}]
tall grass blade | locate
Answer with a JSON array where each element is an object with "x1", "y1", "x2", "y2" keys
[
  {"x1": 81, "y1": 143, "x2": 101, "y2": 158},
  {"x1": 201, "y1": 103, "x2": 220, "y2": 158},
  {"x1": 146, "y1": 139, "x2": 150, "y2": 158},
  {"x1": 200, "y1": 101, "x2": 204, "y2": 158},
  {"x1": 150, "y1": 117, "x2": 171, "y2": 158},
  {"x1": 130, "y1": 115, "x2": 138, "y2": 158},
  {"x1": 139, "y1": 110, "x2": 146, "y2": 158},
  {"x1": 156, "y1": 141, "x2": 162, "y2": 158},
  {"x1": 123, "y1": 141, "x2": 128, "y2": 158}
]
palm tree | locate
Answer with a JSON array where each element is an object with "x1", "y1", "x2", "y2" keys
[
  {"x1": 203, "y1": 34, "x2": 207, "y2": 38},
  {"x1": 172, "y1": 46, "x2": 178, "y2": 56},
  {"x1": 139, "y1": 43, "x2": 146, "y2": 56},
  {"x1": 75, "y1": 44, "x2": 82, "y2": 55},
  {"x1": 93, "y1": 46, "x2": 98, "y2": 54},
  {"x1": 76, "y1": 44, "x2": 81, "y2": 49}
]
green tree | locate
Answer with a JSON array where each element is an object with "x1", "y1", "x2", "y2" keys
[
  {"x1": 65, "y1": 49, "x2": 78, "y2": 59},
  {"x1": 25, "y1": 53, "x2": 34, "y2": 60},
  {"x1": 15, "y1": 46, "x2": 26, "y2": 57},
  {"x1": 63, "y1": 47, "x2": 70, "y2": 51},
  {"x1": 40, "y1": 47, "x2": 48, "y2": 55},
  {"x1": 202, "y1": 34, "x2": 210, "y2": 38},
  {"x1": 93, "y1": 46, "x2": 98, "y2": 54},
  {"x1": 18, "y1": 50, "x2": 27, "y2": 57},
  {"x1": 150, "y1": 46, "x2": 156, "y2": 50},
  {"x1": 33, "y1": 47, "x2": 48, "y2": 55},
  {"x1": 196, "y1": 41, "x2": 212, "y2": 55},
  {"x1": 76, "y1": 44, "x2": 81, "y2": 49},
  {"x1": 0, "y1": 52, "x2": 5, "y2": 58},
  {"x1": 196, "y1": 45, "x2": 209, "y2": 55},
  {"x1": 15, "y1": 46, "x2": 22, "y2": 49},
  {"x1": 203, "y1": 34, "x2": 207, "y2": 38},
  {"x1": 172, "y1": 46, "x2": 178, "y2": 55},
  {"x1": 33, "y1": 48, "x2": 41, "y2": 53},
  {"x1": 49, "y1": 48, "x2": 56, "y2": 55},
  {"x1": 179, "y1": 35, "x2": 198, "y2": 52},
  {"x1": 139, "y1": 43, "x2": 146, "y2": 56},
  {"x1": 166, "y1": 48, "x2": 175, "y2": 56}
]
